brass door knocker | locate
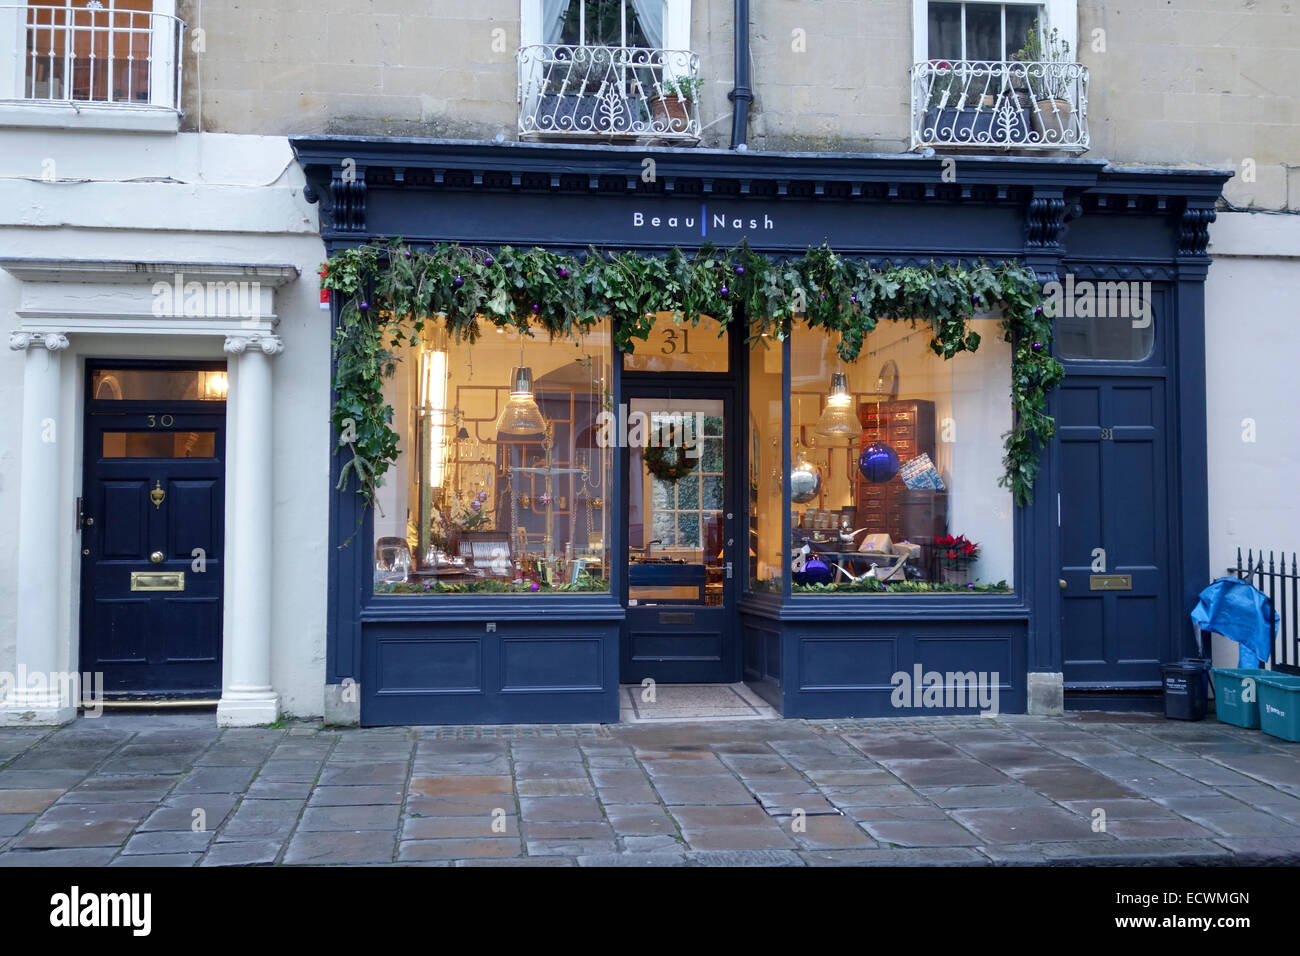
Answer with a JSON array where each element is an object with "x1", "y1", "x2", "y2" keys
[{"x1": 149, "y1": 480, "x2": 165, "y2": 510}]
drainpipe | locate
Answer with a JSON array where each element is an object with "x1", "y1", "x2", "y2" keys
[{"x1": 728, "y1": 0, "x2": 752, "y2": 149}]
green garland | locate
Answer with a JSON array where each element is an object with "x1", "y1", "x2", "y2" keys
[{"x1": 321, "y1": 240, "x2": 1063, "y2": 510}]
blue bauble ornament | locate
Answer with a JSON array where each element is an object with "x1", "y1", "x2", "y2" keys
[
  {"x1": 802, "y1": 555, "x2": 833, "y2": 586},
  {"x1": 859, "y1": 442, "x2": 900, "y2": 483}
]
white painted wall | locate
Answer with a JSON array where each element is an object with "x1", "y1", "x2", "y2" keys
[
  {"x1": 0, "y1": 131, "x2": 329, "y2": 718},
  {"x1": 1204, "y1": 211, "x2": 1300, "y2": 668}
]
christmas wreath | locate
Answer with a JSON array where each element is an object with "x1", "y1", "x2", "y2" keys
[{"x1": 643, "y1": 428, "x2": 698, "y2": 484}]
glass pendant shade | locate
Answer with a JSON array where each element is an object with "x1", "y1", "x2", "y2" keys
[
  {"x1": 814, "y1": 372, "x2": 858, "y2": 439},
  {"x1": 495, "y1": 366, "x2": 546, "y2": 435}
]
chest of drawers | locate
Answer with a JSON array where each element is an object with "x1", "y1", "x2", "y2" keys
[{"x1": 855, "y1": 399, "x2": 947, "y2": 577}]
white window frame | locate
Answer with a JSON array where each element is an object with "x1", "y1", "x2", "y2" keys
[
  {"x1": 0, "y1": 0, "x2": 180, "y2": 131},
  {"x1": 521, "y1": 0, "x2": 691, "y2": 52},
  {"x1": 911, "y1": 0, "x2": 1077, "y2": 64}
]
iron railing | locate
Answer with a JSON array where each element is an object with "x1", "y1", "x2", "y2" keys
[
  {"x1": 1228, "y1": 548, "x2": 1300, "y2": 674},
  {"x1": 517, "y1": 43, "x2": 700, "y2": 142},
  {"x1": 910, "y1": 59, "x2": 1089, "y2": 152},
  {"x1": 2, "y1": 2, "x2": 184, "y2": 109}
]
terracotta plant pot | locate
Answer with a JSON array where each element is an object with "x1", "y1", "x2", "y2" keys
[
  {"x1": 1032, "y1": 98, "x2": 1074, "y2": 143},
  {"x1": 653, "y1": 96, "x2": 692, "y2": 133}
]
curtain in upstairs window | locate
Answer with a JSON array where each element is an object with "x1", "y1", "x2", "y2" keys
[
  {"x1": 544, "y1": 0, "x2": 572, "y2": 43},
  {"x1": 628, "y1": 0, "x2": 665, "y2": 49}
]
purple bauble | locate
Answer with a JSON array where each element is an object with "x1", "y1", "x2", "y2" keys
[
  {"x1": 531, "y1": 303, "x2": 540, "y2": 312},
  {"x1": 1034, "y1": 305, "x2": 1043, "y2": 314},
  {"x1": 735, "y1": 266, "x2": 745, "y2": 275},
  {"x1": 359, "y1": 300, "x2": 369, "y2": 310},
  {"x1": 720, "y1": 286, "x2": 729, "y2": 296},
  {"x1": 802, "y1": 556, "x2": 832, "y2": 586},
  {"x1": 859, "y1": 441, "x2": 900, "y2": 484},
  {"x1": 484, "y1": 256, "x2": 494, "y2": 266},
  {"x1": 1031, "y1": 342, "x2": 1043, "y2": 352},
  {"x1": 559, "y1": 268, "x2": 568, "y2": 278},
  {"x1": 403, "y1": 250, "x2": 411, "y2": 258},
  {"x1": 453, "y1": 276, "x2": 463, "y2": 287},
  {"x1": 529, "y1": 582, "x2": 540, "y2": 592},
  {"x1": 470, "y1": 500, "x2": 481, "y2": 511},
  {"x1": 850, "y1": 294, "x2": 857, "y2": 303}
]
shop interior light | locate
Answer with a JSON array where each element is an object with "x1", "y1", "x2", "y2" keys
[
  {"x1": 421, "y1": 333, "x2": 450, "y2": 488},
  {"x1": 814, "y1": 371, "x2": 857, "y2": 439},
  {"x1": 495, "y1": 366, "x2": 547, "y2": 435},
  {"x1": 202, "y1": 370, "x2": 229, "y2": 400}
]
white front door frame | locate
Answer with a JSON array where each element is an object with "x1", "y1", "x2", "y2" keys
[{"x1": 0, "y1": 258, "x2": 298, "y2": 727}]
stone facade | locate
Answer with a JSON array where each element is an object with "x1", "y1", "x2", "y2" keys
[{"x1": 178, "y1": 0, "x2": 1296, "y2": 209}]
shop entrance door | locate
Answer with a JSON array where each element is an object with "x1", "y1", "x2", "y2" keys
[
  {"x1": 80, "y1": 363, "x2": 227, "y2": 698},
  {"x1": 1058, "y1": 376, "x2": 1172, "y2": 688},
  {"x1": 621, "y1": 390, "x2": 738, "y2": 683}
]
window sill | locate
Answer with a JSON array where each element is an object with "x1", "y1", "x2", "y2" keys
[{"x1": 0, "y1": 100, "x2": 181, "y2": 133}]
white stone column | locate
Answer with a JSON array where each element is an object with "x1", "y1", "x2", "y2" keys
[
  {"x1": 217, "y1": 333, "x2": 283, "y2": 727},
  {"x1": 3, "y1": 331, "x2": 75, "y2": 726}
]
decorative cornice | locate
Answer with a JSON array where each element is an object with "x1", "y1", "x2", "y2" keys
[
  {"x1": 0, "y1": 259, "x2": 299, "y2": 287},
  {"x1": 1060, "y1": 261, "x2": 1179, "y2": 282},
  {"x1": 1026, "y1": 193, "x2": 1067, "y2": 250},
  {"x1": 1179, "y1": 203, "x2": 1217, "y2": 258},
  {"x1": 9, "y1": 330, "x2": 69, "y2": 351},
  {"x1": 328, "y1": 165, "x2": 367, "y2": 234},
  {"x1": 224, "y1": 333, "x2": 284, "y2": 356}
]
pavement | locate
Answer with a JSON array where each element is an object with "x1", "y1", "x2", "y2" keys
[{"x1": 1, "y1": 710, "x2": 1300, "y2": 867}]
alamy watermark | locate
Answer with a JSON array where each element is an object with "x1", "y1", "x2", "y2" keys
[
  {"x1": 1042, "y1": 274, "x2": 1151, "y2": 328},
  {"x1": 0, "y1": 666, "x2": 105, "y2": 718},
  {"x1": 595, "y1": 404, "x2": 705, "y2": 458},
  {"x1": 151, "y1": 272, "x2": 263, "y2": 322},
  {"x1": 890, "y1": 664, "x2": 1000, "y2": 714}
]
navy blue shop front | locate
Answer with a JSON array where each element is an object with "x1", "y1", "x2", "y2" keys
[{"x1": 294, "y1": 138, "x2": 1227, "y2": 726}]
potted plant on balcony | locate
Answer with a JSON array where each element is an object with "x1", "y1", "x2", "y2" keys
[
  {"x1": 921, "y1": 62, "x2": 1029, "y2": 146},
  {"x1": 1012, "y1": 19, "x2": 1075, "y2": 144},
  {"x1": 653, "y1": 75, "x2": 701, "y2": 133}
]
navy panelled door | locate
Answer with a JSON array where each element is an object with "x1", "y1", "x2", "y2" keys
[
  {"x1": 1058, "y1": 377, "x2": 1171, "y2": 687},
  {"x1": 81, "y1": 406, "x2": 225, "y2": 697},
  {"x1": 621, "y1": 390, "x2": 738, "y2": 683}
]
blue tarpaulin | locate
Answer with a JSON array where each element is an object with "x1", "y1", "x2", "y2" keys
[{"x1": 1190, "y1": 577, "x2": 1278, "y2": 668}]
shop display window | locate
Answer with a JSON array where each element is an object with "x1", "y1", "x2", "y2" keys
[
  {"x1": 788, "y1": 322, "x2": 1014, "y2": 593},
  {"x1": 372, "y1": 322, "x2": 613, "y2": 594}
]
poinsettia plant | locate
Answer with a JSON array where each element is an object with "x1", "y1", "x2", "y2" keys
[{"x1": 936, "y1": 533, "x2": 980, "y2": 570}]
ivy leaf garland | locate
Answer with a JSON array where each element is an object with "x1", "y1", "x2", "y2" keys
[{"x1": 322, "y1": 241, "x2": 1063, "y2": 513}]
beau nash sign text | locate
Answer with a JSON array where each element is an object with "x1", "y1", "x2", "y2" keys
[{"x1": 366, "y1": 191, "x2": 1025, "y2": 255}]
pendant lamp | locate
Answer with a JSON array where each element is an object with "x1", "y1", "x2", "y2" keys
[
  {"x1": 814, "y1": 372, "x2": 857, "y2": 439},
  {"x1": 495, "y1": 365, "x2": 546, "y2": 435}
]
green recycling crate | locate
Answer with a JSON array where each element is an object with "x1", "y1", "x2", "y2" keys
[
  {"x1": 1257, "y1": 674, "x2": 1300, "y2": 743},
  {"x1": 1211, "y1": 668, "x2": 1271, "y2": 729}
]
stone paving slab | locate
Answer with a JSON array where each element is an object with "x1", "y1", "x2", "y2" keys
[{"x1": 1, "y1": 712, "x2": 1299, "y2": 866}]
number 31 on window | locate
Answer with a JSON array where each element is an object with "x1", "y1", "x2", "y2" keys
[{"x1": 660, "y1": 328, "x2": 692, "y2": 355}]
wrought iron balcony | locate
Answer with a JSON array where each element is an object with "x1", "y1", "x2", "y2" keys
[
  {"x1": 911, "y1": 59, "x2": 1089, "y2": 152},
  {"x1": 2, "y1": 2, "x2": 185, "y2": 110},
  {"x1": 518, "y1": 43, "x2": 701, "y2": 143}
]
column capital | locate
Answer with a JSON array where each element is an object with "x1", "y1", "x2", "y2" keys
[
  {"x1": 223, "y1": 333, "x2": 284, "y2": 356},
  {"x1": 9, "y1": 330, "x2": 69, "y2": 352}
]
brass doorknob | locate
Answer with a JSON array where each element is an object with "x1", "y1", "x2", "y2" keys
[
  {"x1": 150, "y1": 551, "x2": 165, "y2": 564},
  {"x1": 1059, "y1": 578, "x2": 1067, "y2": 590}
]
